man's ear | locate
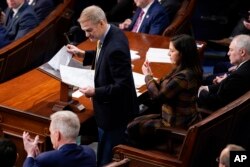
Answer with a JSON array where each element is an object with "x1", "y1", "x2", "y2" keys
[
  {"x1": 240, "y1": 48, "x2": 246, "y2": 56},
  {"x1": 55, "y1": 130, "x2": 61, "y2": 141}
]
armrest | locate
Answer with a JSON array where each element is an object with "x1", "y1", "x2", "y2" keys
[{"x1": 197, "y1": 107, "x2": 213, "y2": 118}]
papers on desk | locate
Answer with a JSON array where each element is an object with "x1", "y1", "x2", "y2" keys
[
  {"x1": 146, "y1": 48, "x2": 171, "y2": 63},
  {"x1": 48, "y1": 46, "x2": 72, "y2": 70},
  {"x1": 130, "y1": 50, "x2": 140, "y2": 61},
  {"x1": 60, "y1": 65, "x2": 94, "y2": 88},
  {"x1": 132, "y1": 72, "x2": 158, "y2": 89},
  {"x1": 133, "y1": 72, "x2": 146, "y2": 89}
]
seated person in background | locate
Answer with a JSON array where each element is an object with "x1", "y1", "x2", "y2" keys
[
  {"x1": 22, "y1": 111, "x2": 96, "y2": 167},
  {"x1": 28, "y1": 0, "x2": 55, "y2": 22},
  {"x1": 198, "y1": 35, "x2": 250, "y2": 111},
  {"x1": 0, "y1": 137, "x2": 17, "y2": 167},
  {"x1": 204, "y1": 13, "x2": 250, "y2": 85},
  {"x1": 243, "y1": 14, "x2": 250, "y2": 29},
  {"x1": 119, "y1": 0, "x2": 170, "y2": 35},
  {"x1": 1, "y1": 0, "x2": 38, "y2": 41},
  {"x1": 0, "y1": 25, "x2": 10, "y2": 48},
  {"x1": 127, "y1": 34, "x2": 203, "y2": 149},
  {"x1": 217, "y1": 144, "x2": 245, "y2": 167}
]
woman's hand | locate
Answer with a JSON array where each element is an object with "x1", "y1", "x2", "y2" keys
[{"x1": 142, "y1": 60, "x2": 153, "y2": 76}]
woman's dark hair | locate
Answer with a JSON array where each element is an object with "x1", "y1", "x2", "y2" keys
[
  {"x1": 0, "y1": 138, "x2": 17, "y2": 167},
  {"x1": 170, "y1": 34, "x2": 203, "y2": 78}
]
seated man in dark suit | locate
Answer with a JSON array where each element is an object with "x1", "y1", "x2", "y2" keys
[
  {"x1": 203, "y1": 14, "x2": 250, "y2": 85},
  {"x1": 119, "y1": 0, "x2": 170, "y2": 35},
  {"x1": 0, "y1": 25, "x2": 10, "y2": 48},
  {"x1": 2, "y1": 0, "x2": 38, "y2": 41},
  {"x1": 28, "y1": 0, "x2": 55, "y2": 22},
  {"x1": 198, "y1": 34, "x2": 250, "y2": 111},
  {"x1": 22, "y1": 110, "x2": 96, "y2": 167}
]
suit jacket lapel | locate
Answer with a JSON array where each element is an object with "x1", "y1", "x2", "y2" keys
[
  {"x1": 138, "y1": 1, "x2": 156, "y2": 32},
  {"x1": 94, "y1": 43, "x2": 105, "y2": 79},
  {"x1": 94, "y1": 27, "x2": 112, "y2": 79}
]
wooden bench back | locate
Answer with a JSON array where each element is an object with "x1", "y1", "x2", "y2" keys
[
  {"x1": 162, "y1": 0, "x2": 196, "y2": 37},
  {"x1": 0, "y1": 105, "x2": 51, "y2": 167},
  {"x1": 0, "y1": 0, "x2": 74, "y2": 82},
  {"x1": 112, "y1": 91, "x2": 250, "y2": 167}
]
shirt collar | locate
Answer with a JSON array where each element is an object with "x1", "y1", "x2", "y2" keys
[
  {"x1": 28, "y1": 0, "x2": 35, "y2": 5},
  {"x1": 141, "y1": 0, "x2": 154, "y2": 14},
  {"x1": 12, "y1": 2, "x2": 24, "y2": 16},
  {"x1": 99, "y1": 24, "x2": 110, "y2": 44},
  {"x1": 237, "y1": 59, "x2": 250, "y2": 69}
]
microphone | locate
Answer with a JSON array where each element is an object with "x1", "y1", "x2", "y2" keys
[{"x1": 64, "y1": 26, "x2": 82, "y2": 45}]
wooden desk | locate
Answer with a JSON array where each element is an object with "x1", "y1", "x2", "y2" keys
[
  {"x1": 78, "y1": 31, "x2": 174, "y2": 79},
  {"x1": 0, "y1": 32, "x2": 203, "y2": 167}
]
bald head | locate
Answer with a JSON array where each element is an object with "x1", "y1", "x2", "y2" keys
[{"x1": 219, "y1": 144, "x2": 245, "y2": 167}]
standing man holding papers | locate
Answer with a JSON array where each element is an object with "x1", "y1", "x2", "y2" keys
[{"x1": 66, "y1": 6, "x2": 139, "y2": 166}]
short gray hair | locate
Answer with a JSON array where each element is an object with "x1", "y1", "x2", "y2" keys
[
  {"x1": 220, "y1": 144, "x2": 245, "y2": 167},
  {"x1": 50, "y1": 111, "x2": 80, "y2": 140},
  {"x1": 233, "y1": 34, "x2": 250, "y2": 55},
  {"x1": 78, "y1": 5, "x2": 107, "y2": 25}
]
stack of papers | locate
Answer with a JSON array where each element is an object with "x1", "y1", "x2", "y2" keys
[{"x1": 146, "y1": 48, "x2": 171, "y2": 63}]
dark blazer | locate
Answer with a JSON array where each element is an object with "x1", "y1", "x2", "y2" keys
[
  {"x1": 29, "y1": 0, "x2": 55, "y2": 22},
  {"x1": 198, "y1": 60, "x2": 250, "y2": 110},
  {"x1": 83, "y1": 25, "x2": 139, "y2": 130},
  {"x1": 23, "y1": 144, "x2": 96, "y2": 167},
  {"x1": 4, "y1": 2, "x2": 38, "y2": 41},
  {"x1": 0, "y1": 26, "x2": 10, "y2": 48},
  {"x1": 128, "y1": 0, "x2": 170, "y2": 35}
]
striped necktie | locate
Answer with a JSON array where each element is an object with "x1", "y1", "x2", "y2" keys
[
  {"x1": 132, "y1": 10, "x2": 145, "y2": 32},
  {"x1": 95, "y1": 40, "x2": 102, "y2": 68}
]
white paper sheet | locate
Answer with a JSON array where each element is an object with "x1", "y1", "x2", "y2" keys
[
  {"x1": 60, "y1": 65, "x2": 94, "y2": 88},
  {"x1": 130, "y1": 50, "x2": 140, "y2": 61},
  {"x1": 72, "y1": 90, "x2": 84, "y2": 98},
  {"x1": 132, "y1": 72, "x2": 146, "y2": 89},
  {"x1": 146, "y1": 48, "x2": 171, "y2": 63},
  {"x1": 48, "y1": 46, "x2": 72, "y2": 70}
]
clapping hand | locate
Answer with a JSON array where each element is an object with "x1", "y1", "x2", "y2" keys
[{"x1": 23, "y1": 131, "x2": 40, "y2": 158}]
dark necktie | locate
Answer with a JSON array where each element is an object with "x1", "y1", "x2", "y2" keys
[
  {"x1": 132, "y1": 10, "x2": 145, "y2": 32},
  {"x1": 5, "y1": 10, "x2": 14, "y2": 28}
]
